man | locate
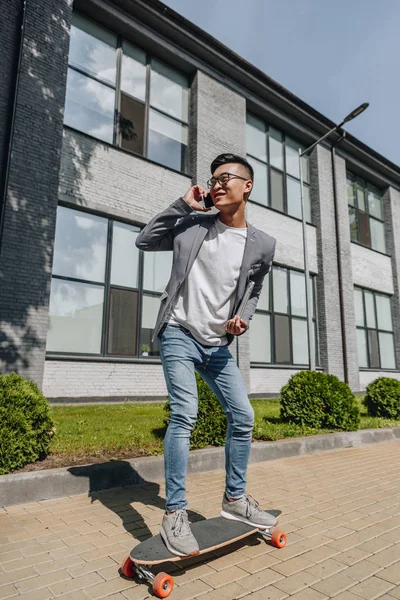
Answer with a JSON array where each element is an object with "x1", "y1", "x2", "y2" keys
[{"x1": 136, "y1": 153, "x2": 276, "y2": 557}]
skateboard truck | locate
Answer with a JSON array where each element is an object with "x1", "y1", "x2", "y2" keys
[{"x1": 121, "y1": 558, "x2": 174, "y2": 598}]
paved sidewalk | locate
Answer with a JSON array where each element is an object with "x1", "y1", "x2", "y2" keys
[{"x1": 1, "y1": 441, "x2": 400, "y2": 600}]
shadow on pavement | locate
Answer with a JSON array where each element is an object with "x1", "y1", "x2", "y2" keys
[{"x1": 68, "y1": 460, "x2": 205, "y2": 544}]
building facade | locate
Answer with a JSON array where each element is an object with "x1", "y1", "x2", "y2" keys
[{"x1": 1, "y1": 0, "x2": 400, "y2": 401}]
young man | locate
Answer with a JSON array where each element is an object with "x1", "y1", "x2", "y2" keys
[{"x1": 136, "y1": 154, "x2": 276, "y2": 557}]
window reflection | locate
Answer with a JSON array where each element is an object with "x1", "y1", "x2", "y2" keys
[
  {"x1": 246, "y1": 115, "x2": 267, "y2": 162},
  {"x1": 141, "y1": 295, "x2": 161, "y2": 355},
  {"x1": 247, "y1": 156, "x2": 268, "y2": 205},
  {"x1": 48, "y1": 206, "x2": 170, "y2": 358},
  {"x1": 64, "y1": 69, "x2": 115, "y2": 143},
  {"x1": 121, "y1": 41, "x2": 146, "y2": 100},
  {"x1": 107, "y1": 288, "x2": 138, "y2": 355},
  {"x1": 52, "y1": 206, "x2": 108, "y2": 283},
  {"x1": 110, "y1": 222, "x2": 140, "y2": 289},
  {"x1": 69, "y1": 13, "x2": 117, "y2": 85},
  {"x1": 65, "y1": 13, "x2": 190, "y2": 173},
  {"x1": 47, "y1": 279, "x2": 104, "y2": 353},
  {"x1": 150, "y1": 59, "x2": 189, "y2": 122},
  {"x1": 251, "y1": 266, "x2": 318, "y2": 366},
  {"x1": 347, "y1": 173, "x2": 385, "y2": 252},
  {"x1": 250, "y1": 314, "x2": 271, "y2": 363},
  {"x1": 246, "y1": 114, "x2": 310, "y2": 221},
  {"x1": 354, "y1": 287, "x2": 396, "y2": 369},
  {"x1": 143, "y1": 252, "x2": 173, "y2": 292},
  {"x1": 148, "y1": 110, "x2": 188, "y2": 172}
]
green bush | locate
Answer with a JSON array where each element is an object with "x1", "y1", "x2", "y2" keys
[
  {"x1": 280, "y1": 371, "x2": 360, "y2": 431},
  {"x1": 164, "y1": 373, "x2": 227, "y2": 449},
  {"x1": 0, "y1": 372, "x2": 54, "y2": 474},
  {"x1": 364, "y1": 377, "x2": 400, "y2": 419}
]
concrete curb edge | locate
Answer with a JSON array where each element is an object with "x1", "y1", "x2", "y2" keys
[{"x1": 1, "y1": 427, "x2": 400, "y2": 507}]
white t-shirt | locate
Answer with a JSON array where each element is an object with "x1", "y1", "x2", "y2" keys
[{"x1": 169, "y1": 218, "x2": 247, "y2": 345}]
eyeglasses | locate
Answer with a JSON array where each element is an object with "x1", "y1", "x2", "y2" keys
[{"x1": 206, "y1": 172, "x2": 249, "y2": 189}]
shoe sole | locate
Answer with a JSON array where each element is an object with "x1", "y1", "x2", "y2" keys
[
  {"x1": 220, "y1": 510, "x2": 277, "y2": 529},
  {"x1": 160, "y1": 527, "x2": 200, "y2": 558}
]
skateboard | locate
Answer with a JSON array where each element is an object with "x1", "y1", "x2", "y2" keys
[{"x1": 120, "y1": 511, "x2": 286, "y2": 598}]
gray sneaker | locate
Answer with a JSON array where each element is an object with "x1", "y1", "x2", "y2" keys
[
  {"x1": 160, "y1": 509, "x2": 200, "y2": 557},
  {"x1": 221, "y1": 494, "x2": 278, "y2": 529}
]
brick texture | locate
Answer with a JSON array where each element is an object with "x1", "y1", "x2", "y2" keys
[
  {"x1": 384, "y1": 186, "x2": 400, "y2": 372},
  {"x1": 0, "y1": 0, "x2": 73, "y2": 385},
  {"x1": 43, "y1": 360, "x2": 168, "y2": 399}
]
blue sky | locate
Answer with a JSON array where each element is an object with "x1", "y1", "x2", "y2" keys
[{"x1": 163, "y1": 0, "x2": 400, "y2": 167}]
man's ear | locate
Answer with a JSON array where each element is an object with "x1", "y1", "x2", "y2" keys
[{"x1": 244, "y1": 180, "x2": 253, "y2": 200}]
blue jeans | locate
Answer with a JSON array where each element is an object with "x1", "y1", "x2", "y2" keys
[{"x1": 159, "y1": 324, "x2": 254, "y2": 511}]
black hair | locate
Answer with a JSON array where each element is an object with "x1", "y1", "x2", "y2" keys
[{"x1": 210, "y1": 153, "x2": 254, "y2": 181}]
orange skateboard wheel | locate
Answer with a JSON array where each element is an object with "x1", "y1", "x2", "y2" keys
[
  {"x1": 120, "y1": 556, "x2": 136, "y2": 578},
  {"x1": 271, "y1": 530, "x2": 287, "y2": 548},
  {"x1": 153, "y1": 572, "x2": 174, "y2": 598}
]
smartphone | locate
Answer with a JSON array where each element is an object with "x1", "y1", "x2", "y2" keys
[
  {"x1": 237, "y1": 280, "x2": 255, "y2": 319},
  {"x1": 203, "y1": 193, "x2": 214, "y2": 209}
]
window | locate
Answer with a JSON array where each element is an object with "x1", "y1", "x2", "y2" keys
[
  {"x1": 246, "y1": 114, "x2": 311, "y2": 221},
  {"x1": 347, "y1": 173, "x2": 386, "y2": 253},
  {"x1": 64, "y1": 13, "x2": 189, "y2": 172},
  {"x1": 46, "y1": 206, "x2": 172, "y2": 357},
  {"x1": 250, "y1": 266, "x2": 318, "y2": 366},
  {"x1": 354, "y1": 287, "x2": 396, "y2": 369}
]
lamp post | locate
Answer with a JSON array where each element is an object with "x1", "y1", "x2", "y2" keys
[{"x1": 299, "y1": 102, "x2": 369, "y2": 372}]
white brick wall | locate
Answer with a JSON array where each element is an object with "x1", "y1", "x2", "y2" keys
[
  {"x1": 59, "y1": 129, "x2": 191, "y2": 223},
  {"x1": 43, "y1": 361, "x2": 168, "y2": 399},
  {"x1": 351, "y1": 243, "x2": 393, "y2": 294},
  {"x1": 246, "y1": 202, "x2": 318, "y2": 273},
  {"x1": 358, "y1": 370, "x2": 400, "y2": 391},
  {"x1": 250, "y1": 368, "x2": 301, "y2": 395}
]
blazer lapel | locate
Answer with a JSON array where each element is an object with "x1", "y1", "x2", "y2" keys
[
  {"x1": 235, "y1": 223, "x2": 257, "y2": 308},
  {"x1": 184, "y1": 215, "x2": 217, "y2": 277}
]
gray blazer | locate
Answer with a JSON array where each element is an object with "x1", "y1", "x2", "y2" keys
[{"x1": 135, "y1": 198, "x2": 276, "y2": 345}]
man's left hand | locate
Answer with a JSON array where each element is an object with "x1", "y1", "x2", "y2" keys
[{"x1": 225, "y1": 315, "x2": 248, "y2": 335}]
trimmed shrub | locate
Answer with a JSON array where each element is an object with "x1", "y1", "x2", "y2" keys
[
  {"x1": 164, "y1": 372, "x2": 227, "y2": 449},
  {"x1": 364, "y1": 377, "x2": 400, "y2": 419},
  {"x1": 0, "y1": 372, "x2": 54, "y2": 474},
  {"x1": 280, "y1": 371, "x2": 360, "y2": 431}
]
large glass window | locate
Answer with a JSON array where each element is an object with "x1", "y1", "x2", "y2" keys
[
  {"x1": 354, "y1": 287, "x2": 396, "y2": 369},
  {"x1": 250, "y1": 266, "x2": 318, "y2": 366},
  {"x1": 347, "y1": 173, "x2": 386, "y2": 253},
  {"x1": 65, "y1": 13, "x2": 189, "y2": 172},
  {"x1": 246, "y1": 114, "x2": 311, "y2": 222},
  {"x1": 47, "y1": 206, "x2": 173, "y2": 357}
]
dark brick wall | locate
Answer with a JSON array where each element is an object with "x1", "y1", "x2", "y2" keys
[
  {"x1": 0, "y1": 0, "x2": 20, "y2": 206},
  {"x1": 0, "y1": 0, "x2": 73, "y2": 386}
]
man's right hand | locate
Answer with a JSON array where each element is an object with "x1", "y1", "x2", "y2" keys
[{"x1": 183, "y1": 185, "x2": 211, "y2": 212}]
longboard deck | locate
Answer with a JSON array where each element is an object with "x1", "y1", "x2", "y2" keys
[{"x1": 130, "y1": 512, "x2": 281, "y2": 565}]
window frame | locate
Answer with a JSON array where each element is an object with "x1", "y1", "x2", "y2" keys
[
  {"x1": 250, "y1": 264, "x2": 319, "y2": 367},
  {"x1": 354, "y1": 286, "x2": 397, "y2": 371},
  {"x1": 246, "y1": 114, "x2": 311, "y2": 223},
  {"x1": 65, "y1": 12, "x2": 191, "y2": 174},
  {"x1": 347, "y1": 172, "x2": 386, "y2": 254},
  {"x1": 47, "y1": 204, "x2": 170, "y2": 360}
]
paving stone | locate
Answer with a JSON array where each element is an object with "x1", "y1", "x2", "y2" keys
[
  {"x1": 239, "y1": 586, "x2": 288, "y2": 600},
  {"x1": 377, "y1": 563, "x2": 400, "y2": 585},
  {"x1": 273, "y1": 570, "x2": 319, "y2": 595},
  {"x1": 348, "y1": 575, "x2": 396, "y2": 599},
  {"x1": 0, "y1": 585, "x2": 18, "y2": 600},
  {"x1": 310, "y1": 572, "x2": 356, "y2": 596},
  {"x1": 1, "y1": 442, "x2": 400, "y2": 600}
]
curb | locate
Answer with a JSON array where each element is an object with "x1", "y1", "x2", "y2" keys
[{"x1": 1, "y1": 427, "x2": 400, "y2": 507}]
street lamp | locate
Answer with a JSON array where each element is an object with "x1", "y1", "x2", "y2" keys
[{"x1": 299, "y1": 102, "x2": 369, "y2": 372}]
